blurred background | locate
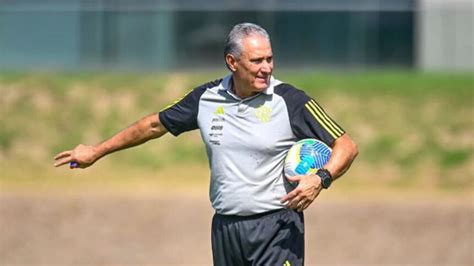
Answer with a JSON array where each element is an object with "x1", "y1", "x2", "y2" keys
[
  {"x1": 0, "y1": 0, "x2": 473, "y2": 265},
  {"x1": 1, "y1": 0, "x2": 473, "y2": 70}
]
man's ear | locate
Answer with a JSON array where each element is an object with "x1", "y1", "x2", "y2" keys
[{"x1": 225, "y1": 54, "x2": 238, "y2": 72}]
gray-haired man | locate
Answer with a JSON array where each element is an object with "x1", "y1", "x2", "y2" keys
[{"x1": 54, "y1": 23, "x2": 358, "y2": 265}]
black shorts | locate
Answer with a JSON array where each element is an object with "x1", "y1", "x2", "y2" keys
[{"x1": 211, "y1": 208, "x2": 304, "y2": 266}]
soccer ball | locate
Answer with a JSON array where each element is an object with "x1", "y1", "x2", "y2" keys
[{"x1": 284, "y1": 139, "x2": 332, "y2": 177}]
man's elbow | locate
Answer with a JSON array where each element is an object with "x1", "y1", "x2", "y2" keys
[
  {"x1": 350, "y1": 140, "x2": 359, "y2": 160},
  {"x1": 342, "y1": 134, "x2": 359, "y2": 160}
]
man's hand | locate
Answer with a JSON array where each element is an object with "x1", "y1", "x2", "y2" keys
[
  {"x1": 281, "y1": 175, "x2": 323, "y2": 212},
  {"x1": 53, "y1": 144, "x2": 99, "y2": 169}
]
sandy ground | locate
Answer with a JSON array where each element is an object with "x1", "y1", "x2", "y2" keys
[{"x1": 0, "y1": 192, "x2": 472, "y2": 266}]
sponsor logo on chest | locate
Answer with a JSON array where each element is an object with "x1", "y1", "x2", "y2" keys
[{"x1": 209, "y1": 105, "x2": 225, "y2": 145}]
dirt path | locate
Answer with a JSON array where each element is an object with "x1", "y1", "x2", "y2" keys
[{"x1": 0, "y1": 192, "x2": 472, "y2": 265}]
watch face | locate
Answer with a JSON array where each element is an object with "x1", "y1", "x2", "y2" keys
[
  {"x1": 318, "y1": 169, "x2": 332, "y2": 189},
  {"x1": 322, "y1": 177, "x2": 331, "y2": 188}
]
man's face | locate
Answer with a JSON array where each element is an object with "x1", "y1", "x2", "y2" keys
[{"x1": 229, "y1": 35, "x2": 273, "y2": 96}]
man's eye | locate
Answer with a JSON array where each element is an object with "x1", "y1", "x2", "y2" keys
[{"x1": 251, "y1": 59, "x2": 263, "y2": 64}]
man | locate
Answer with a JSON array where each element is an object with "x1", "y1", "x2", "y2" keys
[{"x1": 54, "y1": 23, "x2": 358, "y2": 265}]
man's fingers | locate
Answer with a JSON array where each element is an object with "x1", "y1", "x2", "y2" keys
[
  {"x1": 283, "y1": 175, "x2": 322, "y2": 211},
  {"x1": 54, "y1": 150, "x2": 72, "y2": 160},
  {"x1": 287, "y1": 195, "x2": 304, "y2": 209},
  {"x1": 298, "y1": 200, "x2": 311, "y2": 212},
  {"x1": 281, "y1": 188, "x2": 300, "y2": 203},
  {"x1": 54, "y1": 157, "x2": 72, "y2": 167},
  {"x1": 296, "y1": 201, "x2": 305, "y2": 212}
]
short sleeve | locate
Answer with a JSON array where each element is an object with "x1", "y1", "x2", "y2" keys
[
  {"x1": 159, "y1": 79, "x2": 222, "y2": 136},
  {"x1": 275, "y1": 83, "x2": 345, "y2": 146}
]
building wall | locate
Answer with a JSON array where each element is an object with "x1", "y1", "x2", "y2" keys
[
  {"x1": 0, "y1": 5, "x2": 82, "y2": 69},
  {"x1": 417, "y1": 0, "x2": 474, "y2": 71}
]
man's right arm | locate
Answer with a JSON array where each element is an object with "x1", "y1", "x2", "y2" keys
[{"x1": 53, "y1": 113, "x2": 167, "y2": 169}]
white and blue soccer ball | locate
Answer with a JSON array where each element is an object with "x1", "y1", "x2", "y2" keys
[{"x1": 284, "y1": 139, "x2": 332, "y2": 177}]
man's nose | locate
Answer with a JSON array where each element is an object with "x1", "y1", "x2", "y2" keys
[{"x1": 261, "y1": 61, "x2": 273, "y2": 74}]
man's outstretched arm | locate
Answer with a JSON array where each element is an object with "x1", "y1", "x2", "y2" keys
[{"x1": 54, "y1": 113, "x2": 167, "y2": 169}]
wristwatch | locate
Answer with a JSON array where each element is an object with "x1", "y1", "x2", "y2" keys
[{"x1": 316, "y1": 168, "x2": 333, "y2": 189}]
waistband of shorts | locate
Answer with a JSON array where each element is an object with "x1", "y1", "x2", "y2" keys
[{"x1": 214, "y1": 208, "x2": 288, "y2": 221}]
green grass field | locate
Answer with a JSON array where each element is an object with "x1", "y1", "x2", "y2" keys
[{"x1": 1, "y1": 71, "x2": 473, "y2": 197}]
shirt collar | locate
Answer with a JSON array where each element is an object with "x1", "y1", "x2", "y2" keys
[{"x1": 220, "y1": 74, "x2": 281, "y2": 98}]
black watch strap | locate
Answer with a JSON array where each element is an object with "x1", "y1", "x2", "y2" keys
[{"x1": 316, "y1": 168, "x2": 333, "y2": 189}]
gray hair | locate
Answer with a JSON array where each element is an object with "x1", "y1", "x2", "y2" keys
[{"x1": 224, "y1": 23, "x2": 271, "y2": 69}]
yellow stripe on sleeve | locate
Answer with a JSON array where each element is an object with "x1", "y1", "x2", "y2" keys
[
  {"x1": 309, "y1": 100, "x2": 344, "y2": 135},
  {"x1": 305, "y1": 103, "x2": 338, "y2": 139},
  {"x1": 159, "y1": 89, "x2": 193, "y2": 112}
]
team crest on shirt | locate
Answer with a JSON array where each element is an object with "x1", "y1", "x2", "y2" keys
[{"x1": 255, "y1": 105, "x2": 272, "y2": 123}]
